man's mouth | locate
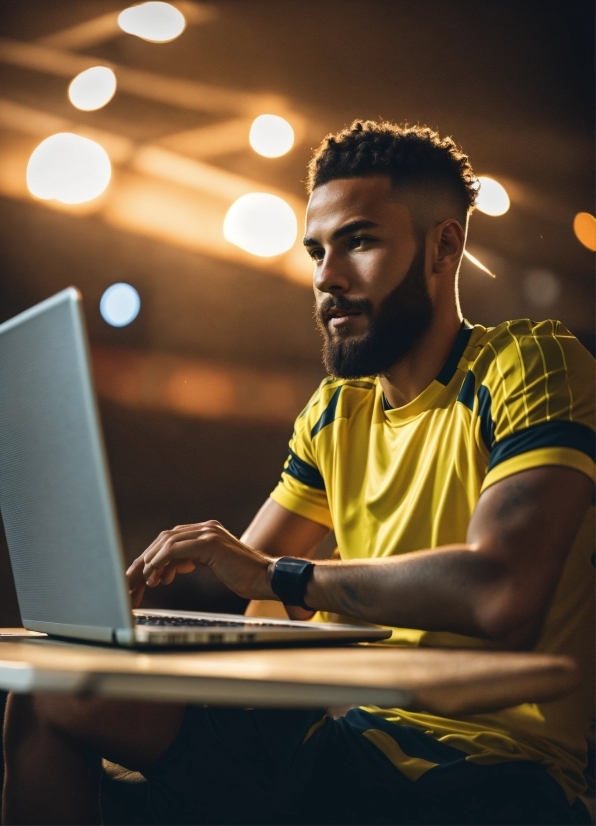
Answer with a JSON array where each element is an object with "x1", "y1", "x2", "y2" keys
[{"x1": 325, "y1": 308, "x2": 363, "y2": 324}]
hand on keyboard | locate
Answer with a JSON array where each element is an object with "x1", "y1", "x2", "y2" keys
[{"x1": 126, "y1": 521, "x2": 278, "y2": 608}]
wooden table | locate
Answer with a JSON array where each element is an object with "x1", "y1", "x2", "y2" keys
[{"x1": 0, "y1": 631, "x2": 580, "y2": 716}]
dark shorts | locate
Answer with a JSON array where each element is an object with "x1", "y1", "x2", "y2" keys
[{"x1": 142, "y1": 706, "x2": 591, "y2": 825}]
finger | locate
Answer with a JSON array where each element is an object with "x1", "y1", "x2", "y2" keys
[
  {"x1": 160, "y1": 565, "x2": 177, "y2": 586},
  {"x1": 144, "y1": 541, "x2": 200, "y2": 580},
  {"x1": 126, "y1": 557, "x2": 146, "y2": 590},
  {"x1": 126, "y1": 554, "x2": 144, "y2": 576},
  {"x1": 144, "y1": 523, "x2": 214, "y2": 560},
  {"x1": 141, "y1": 524, "x2": 193, "y2": 565},
  {"x1": 129, "y1": 584, "x2": 146, "y2": 608},
  {"x1": 146, "y1": 565, "x2": 165, "y2": 587},
  {"x1": 141, "y1": 521, "x2": 225, "y2": 572},
  {"x1": 141, "y1": 531, "x2": 174, "y2": 566},
  {"x1": 142, "y1": 531, "x2": 204, "y2": 580},
  {"x1": 147, "y1": 558, "x2": 197, "y2": 589},
  {"x1": 142, "y1": 532, "x2": 177, "y2": 569}
]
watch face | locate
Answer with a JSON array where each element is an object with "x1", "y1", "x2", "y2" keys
[{"x1": 271, "y1": 557, "x2": 314, "y2": 610}]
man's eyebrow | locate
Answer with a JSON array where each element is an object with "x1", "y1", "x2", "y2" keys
[{"x1": 303, "y1": 219, "x2": 380, "y2": 247}]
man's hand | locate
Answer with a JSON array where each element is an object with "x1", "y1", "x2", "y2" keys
[{"x1": 126, "y1": 521, "x2": 276, "y2": 609}]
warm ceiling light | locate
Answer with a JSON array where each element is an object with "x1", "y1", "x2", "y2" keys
[
  {"x1": 26, "y1": 133, "x2": 111, "y2": 204},
  {"x1": 224, "y1": 193, "x2": 297, "y2": 257},
  {"x1": 100, "y1": 283, "x2": 141, "y2": 327},
  {"x1": 68, "y1": 66, "x2": 117, "y2": 111},
  {"x1": 476, "y1": 176, "x2": 510, "y2": 216},
  {"x1": 249, "y1": 115, "x2": 295, "y2": 158},
  {"x1": 573, "y1": 212, "x2": 596, "y2": 252},
  {"x1": 117, "y1": 2, "x2": 186, "y2": 42}
]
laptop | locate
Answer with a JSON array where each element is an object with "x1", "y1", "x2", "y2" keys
[{"x1": 0, "y1": 288, "x2": 390, "y2": 648}]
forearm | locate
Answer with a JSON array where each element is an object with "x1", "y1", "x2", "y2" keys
[
  {"x1": 241, "y1": 498, "x2": 329, "y2": 557},
  {"x1": 241, "y1": 499, "x2": 328, "y2": 619},
  {"x1": 303, "y1": 546, "x2": 513, "y2": 641}
]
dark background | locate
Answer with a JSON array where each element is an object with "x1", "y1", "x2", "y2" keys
[{"x1": 0, "y1": 0, "x2": 594, "y2": 625}]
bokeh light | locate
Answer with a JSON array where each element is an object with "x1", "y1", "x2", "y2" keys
[
  {"x1": 117, "y1": 2, "x2": 186, "y2": 42},
  {"x1": 573, "y1": 212, "x2": 596, "y2": 252},
  {"x1": 522, "y1": 268, "x2": 561, "y2": 308},
  {"x1": 26, "y1": 133, "x2": 111, "y2": 204},
  {"x1": 249, "y1": 115, "x2": 295, "y2": 158},
  {"x1": 100, "y1": 283, "x2": 141, "y2": 327},
  {"x1": 68, "y1": 67, "x2": 117, "y2": 111},
  {"x1": 224, "y1": 193, "x2": 297, "y2": 257},
  {"x1": 476, "y1": 177, "x2": 510, "y2": 216}
]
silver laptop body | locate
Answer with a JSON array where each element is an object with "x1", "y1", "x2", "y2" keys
[{"x1": 0, "y1": 288, "x2": 390, "y2": 647}]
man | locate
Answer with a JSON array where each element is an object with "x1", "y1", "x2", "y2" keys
[{"x1": 3, "y1": 121, "x2": 594, "y2": 825}]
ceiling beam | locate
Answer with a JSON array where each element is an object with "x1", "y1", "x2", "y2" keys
[{"x1": 0, "y1": 37, "x2": 288, "y2": 117}]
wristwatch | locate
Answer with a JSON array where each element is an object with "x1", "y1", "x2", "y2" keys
[{"x1": 270, "y1": 557, "x2": 315, "y2": 610}]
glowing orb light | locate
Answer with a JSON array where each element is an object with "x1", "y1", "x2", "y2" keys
[
  {"x1": 249, "y1": 115, "x2": 295, "y2": 158},
  {"x1": 573, "y1": 212, "x2": 596, "y2": 252},
  {"x1": 118, "y1": 2, "x2": 186, "y2": 42},
  {"x1": 100, "y1": 283, "x2": 141, "y2": 327},
  {"x1": 68, "y1": 66, "x2": 117, "y2": 111},
  {"x1": 223, "y1": 193, "x2": 298, "y2": 257},
  {"x1": 26, "y1": 133, "x2": 111, "y2": 204},
  {"x1": 476, "y1": 177, "x2": 510, "y2": 216}
]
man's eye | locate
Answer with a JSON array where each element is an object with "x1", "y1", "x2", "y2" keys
[
  {"x1": 309, "y1": 248, "x2": 324, "y2": 261},
  {"x1": 349, "y1": 235, "x2": 369, "y2": 249}
]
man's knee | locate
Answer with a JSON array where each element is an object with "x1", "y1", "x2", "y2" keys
[
  {"x1": 4, "y1": 693, "x2": 185, "y2": 770},
  {"x1": 7, "y1": 693, "x2": 125, "y2": 740}
]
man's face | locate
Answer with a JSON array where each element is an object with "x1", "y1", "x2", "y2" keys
[{"x1": 304, "y1": 176, "x2": 433, "y2": 378}]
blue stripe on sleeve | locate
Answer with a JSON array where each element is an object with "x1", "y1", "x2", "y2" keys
[
  {"x1": 283, "y1": 448, "x2": 326, "y2": 490},
  {"x1": 477, "y1": 385, "x2": 496, "y2": 451},
  {"x1": 487, "y1": 420, "x2": 596, "y2": 472}
]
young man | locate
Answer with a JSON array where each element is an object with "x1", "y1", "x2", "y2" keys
[{"x1": 3, "y1": 122, "x2": 594, "y2": 825}]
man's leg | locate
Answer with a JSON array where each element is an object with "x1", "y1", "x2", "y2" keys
[{"x1": 2, "y1": 692, "x2": 185, "y2": 825}]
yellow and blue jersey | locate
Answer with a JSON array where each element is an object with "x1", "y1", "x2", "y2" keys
[{"x1": 270, "y1": 319, "x2": 595, "y2": 802}]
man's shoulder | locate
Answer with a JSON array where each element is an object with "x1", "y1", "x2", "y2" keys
[{"x1": 467, "y1": 318, "x2": 593, "y2": 382}]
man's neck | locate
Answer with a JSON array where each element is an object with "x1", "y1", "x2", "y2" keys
[{"x1": 379, "y1": 311, "x2": 463, "y2": 409}]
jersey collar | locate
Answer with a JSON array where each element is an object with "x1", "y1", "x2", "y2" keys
[{"x1": 380, "y1": 321, "x2": 474, "y2": 423}]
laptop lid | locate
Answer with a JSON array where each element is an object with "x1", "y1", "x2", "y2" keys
[{"x1": 0, "y1": 288, "x2": 133, "y2": 643}]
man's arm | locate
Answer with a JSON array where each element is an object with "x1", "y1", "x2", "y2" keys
[
  {"x1": 130, "y1": 465, "x2": 592, "y2": 649},
  {"x1": 240, "y1": 498, "x2": 329, "y2": 557},
  {"x1": 240, "y1": 498, "x2": 328, "y2": 619},
  {"x1": 127, "y1": 498, "x2": 327, "y2": 609},
  {"x1": 306, "y1": 466, "x2": 592, "y2": 648}
]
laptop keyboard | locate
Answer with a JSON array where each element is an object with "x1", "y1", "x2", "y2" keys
[{"x1": 135, "y1": 614, "x2": 298, "y2": 630}]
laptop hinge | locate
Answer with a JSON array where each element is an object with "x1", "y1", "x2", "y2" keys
[{"x1": 113, "y1": 627, "x2": 136, "y2": 646}]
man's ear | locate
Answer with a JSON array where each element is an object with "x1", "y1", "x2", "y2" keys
[{"x1": 430, "y1": 219, "x2": 465, "y2": 274}]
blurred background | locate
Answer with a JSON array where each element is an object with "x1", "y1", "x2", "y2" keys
[{"x1": 0, "y1": 0, "x2": 594, "y2": 623}]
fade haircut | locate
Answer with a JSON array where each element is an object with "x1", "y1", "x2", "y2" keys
[{"x1": 307, "y1": 120, "x2": 478, "y2": 227}]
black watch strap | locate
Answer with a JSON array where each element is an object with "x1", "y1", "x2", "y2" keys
[{"x1": 270, "y1": 557, "x2": 314, "y2": 610}]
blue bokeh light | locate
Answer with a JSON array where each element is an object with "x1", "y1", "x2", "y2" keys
[{"x1": 100, "y1": 283, "x2": 140, "y2": 327}]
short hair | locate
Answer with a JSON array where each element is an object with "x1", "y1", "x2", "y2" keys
[{"x1": 307, "y1": 120, "x2": 478, "y2": 218}]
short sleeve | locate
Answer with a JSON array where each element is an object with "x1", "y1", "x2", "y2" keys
[
  {"x1": 477, "y1": 320, "x2": 595, "y2": 492},
  {"x1": 269, "y1": 382, "x2": 334, "y2": 529}
]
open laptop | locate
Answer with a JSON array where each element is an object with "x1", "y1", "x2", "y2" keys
[{"x1": 0, "y1": 288, "x2": 390, "y2": 648}]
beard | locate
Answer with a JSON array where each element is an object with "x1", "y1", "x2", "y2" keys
[{"x1": 315, "y1": 245, "x2": 433, "y2": 379}]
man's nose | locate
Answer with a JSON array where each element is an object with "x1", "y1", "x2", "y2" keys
[{"x1": 313, "y1": 251, "x2": 351, "y2": 295}]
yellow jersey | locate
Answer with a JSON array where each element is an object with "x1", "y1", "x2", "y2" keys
[{"x1": 270, "y1": 319, "x2": 595, "y2": 803}]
